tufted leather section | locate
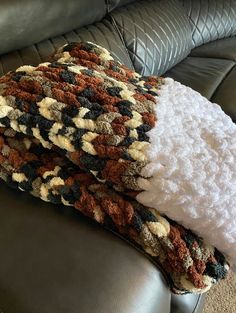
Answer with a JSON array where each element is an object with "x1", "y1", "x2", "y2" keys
[
  {"x1": 110, "y1": 0, "x2": 193, "y2": 76},
  {"x1": 190, "y1": 36, "x2": 236, "y2": 61},
  {"x1": 164, "y1": 57, "x2": 235, "y2": 99},
  {"x1": 0, "y1": 20, "x2": 134, "y2": 77},
  {"x1": 180, "y1": 0, "x2": 236, "y2": 47},
  {"x1": 0, "y1": 0, "x2": 106, "y2": 55}
]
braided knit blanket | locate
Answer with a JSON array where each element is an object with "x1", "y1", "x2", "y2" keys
[{"x1": 0, "y1": 42, "x2": 232, "y2": 294}]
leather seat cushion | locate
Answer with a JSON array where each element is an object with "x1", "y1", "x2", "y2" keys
[
  {"x1": 212, "y1": 66, "x2": 236, "y2": 122},
  {"x1": 164, "y1": 57, "x2": 235, "y2": 99},
  {"x1": 190, "y1": 36, "x2": 236, "y2": 61},
  {"x1": 110, "y1": 0, "x2": 193, "y2": 75},
  {"x1": 0, "y1": 20, "x2": 134, "y2": 76},
  {"x1": 164, "y1": 56, "x2": 236, "y2": 121},
  {"x1": 0, "y1": 184, "x2": 171, "y2": 313}
]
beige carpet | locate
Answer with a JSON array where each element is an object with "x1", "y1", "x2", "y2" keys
[{"x1": 203, "y1": 272, "x2": 236, "y2": 313}]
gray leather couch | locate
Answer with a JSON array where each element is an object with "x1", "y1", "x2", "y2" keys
[{"x1": 0, "y1": 0, "x2": 235, "y2": 312}]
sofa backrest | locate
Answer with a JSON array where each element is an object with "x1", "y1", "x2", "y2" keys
[
  {"x1": 110, "y1": 0, "x2": 193, "y2": 75},
  {"x1": 0, "y1": 0, "x2": 106, "y2": 55},
  {"x1": 0, "y1": 0, "x2": 235, "y2": 78},
  {"x1": 180, "y1": 0, "x2": 236, "y2": 47}
]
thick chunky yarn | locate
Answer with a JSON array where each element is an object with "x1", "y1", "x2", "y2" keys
[
  {"x1": 0, "y1": 42, "x2": 229, "y2": 294},
  {"x1": 137, "y1": 78, "x2": 236, "y2": 264}
]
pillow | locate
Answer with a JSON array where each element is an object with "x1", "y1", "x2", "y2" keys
[{"x1": 0, "y1": 41, "x2": 230, "y2": 294}]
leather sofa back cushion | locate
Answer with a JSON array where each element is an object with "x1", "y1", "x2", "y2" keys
[
  {"x1": 0, "y1": 20, "x2": 134, "y2": 76},
  {"x1": 0, "y1": 0, "x2": 106, "y2": 55},
  {"x1": 110, "y1": 0, "x2": 193, "y2": 76},
  {"x1": 181, "y1": 0, "x2": 236, "y2": 47}
]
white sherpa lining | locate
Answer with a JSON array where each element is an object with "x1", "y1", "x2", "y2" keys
[{"x1": 136, "y1": 78, "x2": 236, "y2": 263}]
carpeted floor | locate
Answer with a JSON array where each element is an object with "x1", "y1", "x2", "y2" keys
[{"x1": 203, "y1": 272, "x2": 236, "y2": 313}]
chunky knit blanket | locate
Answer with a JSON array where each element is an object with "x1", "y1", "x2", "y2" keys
[{"x1": 0, "y1": 42, "x2": 232, "y2": 294}]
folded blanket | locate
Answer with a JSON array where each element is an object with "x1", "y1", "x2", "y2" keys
[{"x1": 0, "y1": 42, "x2": 231, "y2": 294}]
